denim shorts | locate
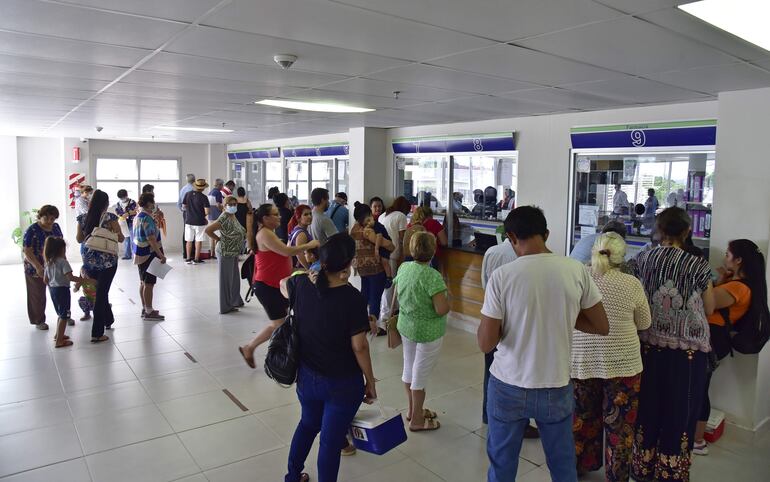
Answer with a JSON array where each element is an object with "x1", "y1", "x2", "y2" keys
[{"x1": 49, "y1": 286, "x2": 71, "y2": 319}]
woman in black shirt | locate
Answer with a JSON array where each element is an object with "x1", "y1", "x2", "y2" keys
[
  {"x1": 285, "y1": 233, "x2": 377, "y2": 482},
  {"x1": 274, "y1": 192, "x2": 293, "y2": 243}
]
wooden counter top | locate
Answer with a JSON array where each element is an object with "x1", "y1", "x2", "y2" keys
[{"x1": 438, "y1": 248, "x2": 484, "y2": 319}]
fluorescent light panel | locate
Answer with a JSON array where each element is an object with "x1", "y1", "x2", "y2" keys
[
  {"x1": 154, "y1": 126, "x2": 234, "y2": 132},
  {"x1": 256, "y1": 99, "x2": 375, "y2": 113},
  {"x1": 679, "y1": 0, "x2": 770, "y2": 52}
]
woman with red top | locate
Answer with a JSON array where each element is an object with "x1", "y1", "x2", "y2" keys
[
  {"x1": 420, "y1": 206, "x2": 448, "y2": 270},
  {"x1": 693, "y1": 238, "x2": 769, "y2": 456},
  {"x1": 238, "y1": 204, "x2": 318, "y2": 369}
]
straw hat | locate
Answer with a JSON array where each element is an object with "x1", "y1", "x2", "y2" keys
[{"x1": 193, "y1": 179, "x2": 209, "y2": 191}]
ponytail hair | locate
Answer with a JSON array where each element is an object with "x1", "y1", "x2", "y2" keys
[
  {"x1": 728, "y1": 239, "x2": 770, "y2": 328},
  {"x1": 316, "y1": 233, "x2": 356, "y2": 294},
  {"x1": 353, "y1": 202, "x2": 372, "y2": 224},
  {"x1": 288, "y1": 204, "x2": 311, "y2": 233},
  {"x1": 590, "y1": 232, "x2": 626, "y2": 277}
]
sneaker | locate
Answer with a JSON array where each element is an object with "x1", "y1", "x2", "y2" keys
[
  {"x1": 524, "y1": 425, "x2": 540, "y2": 439},
  {"x1": 192, "y1": 259, "x2": 204, "y2": 264},
  {"x1": 186, "y1": 259, "x2": 194, "y2": 265},
  {"x1": 36, "y1": 322, "x2": 49, "y2": 331},
  {"x1": 693, "y1": 440, "x2": 709, "y2": 456}
]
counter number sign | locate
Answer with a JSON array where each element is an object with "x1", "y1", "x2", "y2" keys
[
  {"x1": 473, "y1": 138, "x2": 484, "y2": 151},
  {"x1": 631, "y1": 129, "x2": 646, "y2": 147}
]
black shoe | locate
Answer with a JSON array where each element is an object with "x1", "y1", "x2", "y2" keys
[
  {"x1": 384, "y1": 277, "x2": 393, "y2": 289},
  {"x1": 186, "y1": 259, "x2": 194, "y2": 265},
  {"x1": 192, "y1": 259, "x2": 204, "y2": 264},
  {"x1": 376, "y1": 328, "x2": 387, "y2": 337}
]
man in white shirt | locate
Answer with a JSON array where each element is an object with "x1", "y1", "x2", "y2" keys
[
  {"x1": 612, "y1": 183, "x2": 629, "y2": 215},
  {"x1": 478, "y1": 206, "x2": 608, "y2": 482}
]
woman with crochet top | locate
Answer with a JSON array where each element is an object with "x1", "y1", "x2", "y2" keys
[
  {"x1": 630, "y1": 207, "x2": 714, "y2": 482},
  {"x1": 571, "y1": 232, "x2": 651, "y2": 482}
]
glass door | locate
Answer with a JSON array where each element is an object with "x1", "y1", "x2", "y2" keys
[
  {"x1": 286, "y1": 159, "x2": 309, "y2": 205},
  {"x1": 246, "y1": 161, "x2": 263, "y2": 207},
  {"x1": 230, "y1": 161, "x2": 246, "y2": 190}
]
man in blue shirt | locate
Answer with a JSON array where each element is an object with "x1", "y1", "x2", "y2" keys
[
  {"x1": 326, "y1": 192, "x2": 349, "y2": 233},
  {"x1": 178, "y1": 174, "x2": 195, "y2": 255}
]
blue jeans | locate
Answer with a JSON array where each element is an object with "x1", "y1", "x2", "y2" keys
[
  {"x1": 487, "y1": 376, "x2": 576, "y2": 482},
  {"x1": 286, "y1": 365, "x2": 364, "y2": 482},
  {"x1": 360, "y1": 271, "x2": 386, "y2": 319},
  {"x1": 123, "y1": 222, "x2": 133, "y2": 259}
]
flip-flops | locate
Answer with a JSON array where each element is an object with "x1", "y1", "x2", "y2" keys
[
  {"x1": 406, "y1": 408, "x2": 438, "y2": 422},
  {"x1": 91, "y1": 335, "x2": 109, "y2": 343},
  {"x1": 238, "y1": 346, "x2": 255, "y2": 369}
]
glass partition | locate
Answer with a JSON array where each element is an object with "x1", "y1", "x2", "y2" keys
[
  {"x1": 311, "y1": 159, "x2": 333, "y2": 195},
  {"x1": 568, "y1": 150, "x2": 715, "y2": 259},
  {"x1": 395, "y1": 155, "x2": 450, "y2": 213},
  {"x1": 452, "y1": 155, "x2": 518, "y2": 220}
]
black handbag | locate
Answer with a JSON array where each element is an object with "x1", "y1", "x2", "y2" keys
[{"x1": 264, "y1": 276, "x2": 300, "y2": 386}]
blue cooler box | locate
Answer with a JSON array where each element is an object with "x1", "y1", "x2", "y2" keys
[{"x1": 349, "y1": 407, "x2": 407, "y2": 455}]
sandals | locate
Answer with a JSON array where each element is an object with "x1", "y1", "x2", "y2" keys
[
  {"x1": 144, "y1": 310, "x2": 165, "y2": 321},
  {"x1": 238, "y1": 346, "x2": 255, "y2": 369},
  {"x1": 407, "y1": 408, "x2": 437, "y2": 422},
  {"x1": 55, "y1": 340, "x2": 74, "y2": 348},
  {"x1": 409, "y1": 418, "x2": 441, "y2": 432},
  {"x1": 91, "y1": 335, "x2": 109, "y2": 343},
  {"x1": 54, "y1": 335, "x2": 71, "y2": 341}
]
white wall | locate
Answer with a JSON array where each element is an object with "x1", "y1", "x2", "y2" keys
[
  {"x1": 88, "y1": 140, "x2": 226, "y2": 254},
  {"x1": 387, "y1": 100, "x2": 719, "y2": 254},
  {"x1": 227, "y1": 132, "x2": 347, "y2": 151},
  {"x1": 711, "y1": 87, "x2": 770, "y2": 431},
  {"x1": 0, "y1": 136, "x2": 20, "y2": 264}
]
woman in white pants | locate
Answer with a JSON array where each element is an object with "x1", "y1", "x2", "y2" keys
[{"x1": 394, "y1": 232, "x2": 450, "y2": 432}]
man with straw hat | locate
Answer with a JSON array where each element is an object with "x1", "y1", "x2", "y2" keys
[{"x1": 182, "y1": 178, "x2": 210, "y2": 264}]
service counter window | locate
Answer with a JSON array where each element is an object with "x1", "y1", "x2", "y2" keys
[
  {"x1": 286, "y1": 159, "x2": 308, "y2": 205},
  {"x1": 452, "y1": 155, "x2": 518, "y2": 221},
  {"x1": 569, "y1": 151, "x2": 715, "y2": 258},
  {"x1": 311, "y1": 159, "x2": 333, "y2": 194},
  {"x1": 337, "y1": 158, "x2": 349, "y2": 194},
  {"x1": 395, "y1": 155, "x2": 449, "y2": 212}
]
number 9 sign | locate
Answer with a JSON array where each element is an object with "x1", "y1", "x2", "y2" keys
[{"x1": 630, "y1": 129, "x2": 646, "y2": 147}]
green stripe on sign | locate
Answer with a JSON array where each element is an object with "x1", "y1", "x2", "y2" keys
[
  {"x1": 228, "y1": 147, "x2": 279, "y2": 153},
  {"x1": 393, "y1": 132, "x2": 512, "y2": 143},
  {"x1": 283, "y1": 142, "x2": 348, "y2": 149},
  {"x1": 570, "y1": 119, "x2": 716, "y2": 134}
]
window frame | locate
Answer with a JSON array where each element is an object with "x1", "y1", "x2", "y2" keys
[{"x1": 94, "y1": 156, "x2": 181, "y2": 204}]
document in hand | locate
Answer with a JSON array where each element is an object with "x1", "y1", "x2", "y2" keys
[{"x1": 146, "y1": 257, "x2": 172, "y2": 279}]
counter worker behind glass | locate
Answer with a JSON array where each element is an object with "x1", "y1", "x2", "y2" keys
[
  {"x1": 612, "y1": 184, "x2": 629, "y2": 216},
  {"x1": 452, "y1": 192, "x2": 470, "y2": 214},
  {"x1": 480, "y1": 233, "x2": 542, "y2": 437}
]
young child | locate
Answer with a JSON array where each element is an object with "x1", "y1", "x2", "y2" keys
[
  {"x1": 306, "y1": 247, "x2": 321, "y2": 272},
  {"x1": 75, "y1": 269, "x2": 97, "y2": 321},
  {"x1": 43, "y1": 237, "x2": 83, "y2": 347}
]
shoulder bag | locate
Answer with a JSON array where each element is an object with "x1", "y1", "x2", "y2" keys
[
  {"x1": 264, "y1": 276, "x2": 300, "y2": 386},
  {"x1": 386, "y1": 286, "x2": 401, "y2": 349},
  {"x1": 84, "y1": 213, "x2": 119, "y2": 256}
]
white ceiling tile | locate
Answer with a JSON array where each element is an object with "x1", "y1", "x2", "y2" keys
[
  {"x1": 646, "y1": 63, "x2": 770, "y2": 95},
  {"x1": 441, "y1": 95, "x2": 565, "y2": 115},
  {"x1": 0, "y1": 54, "x2": 125, "y2": 81},
  {"x1": 368, "y1": 64, "x2": 537, "y2": 95},
  {"x1": 333, "y1": 0, "x2": 621, "y2": 42},
  {"x1": 640, "y1": 9, "x2": 770, "y2": 62},
  {"x1": 107, "y1": 83, "x2": 256, "y2": 105},
  {"x1": 517, "y1": 16, "x2": 738, "y2": 76},
  {"x1": 311, "y1": 78, "x2": 465, "y2": 102},
  {"x1": 52, "y1": 0, "x2": 224, "y2": 22},
  {"x1": 164, "y1": 26, "x2": 408, "y2": 77},
  {"x1": 431, "y1": 44, "x2": 625, "y2": 86},
  {"x1": 591, "y1": 0, "x2": 696, "y2": 15},
  {"x1": 501, "y1": 88, "x2": 624, "y2": 110},
  {"x1": 140, "y1": 53, "x2": 346, "y2": 87},
  {"x1": 272, "y1": 88, "x2": 413, "y2": 109},
  {"x1": 0, "y1": 31, "x2": 147, "y2": 68},
  {"x1": 0, "y1": 0, "x2": 185, "y2": 49},
  {"x1": 0, "y1": 71, "x2": 109, "y2": 91},
  {"x1": 564, "y1": 76, "x2": 711, "y2": 104},
  {"x1": 202, "y1": 0, "x2": 495, "y2": 61},
  {"x1": 122, "y1": 71, "x2": 291, "y2": 97},
  {"x1": 752, "y1": 59, "x2": 770, "y2": 72}
]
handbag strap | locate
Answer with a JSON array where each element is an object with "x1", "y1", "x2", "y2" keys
[{"x1": 389, "y1": 282, "x2": 398, "y2": 316}]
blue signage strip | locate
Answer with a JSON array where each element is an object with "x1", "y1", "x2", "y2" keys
[
  {"x1": 249, "y1": 148, "x2": 280, "y2": 159},
  {"x1": 571, "y1": 126, "x2": 716, "y2": 149},
  {"x1": 393, "y1": 134, "x2": 515, "y2": 154},
  {"x1": 227, "y1": 153, "x2": 237, "y2": 160},
  {"x1": 284, "y1": 144, "x2": 349, "y2": 158},
  {"x1": 234, "y1": 151, "x2": 251, "y2": 160}
]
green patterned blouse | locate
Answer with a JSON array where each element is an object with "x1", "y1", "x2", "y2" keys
[{"x1": 216, "y1": 213, "x2": 246, "y2": 257}]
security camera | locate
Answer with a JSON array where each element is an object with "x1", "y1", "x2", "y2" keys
[
  {"x1": 273, "y1": 54, "x2": 297, "y2": 69},
  {"x1": 79, "y1": 137, "x2": 88, "y2": 143},
  {"x1": 95, "y1": 126, "x2": 103, "y2": 133}
]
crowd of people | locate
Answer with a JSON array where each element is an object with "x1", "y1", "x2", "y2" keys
[{"x1": 20, "y1": 177, "x2": 769, "y2": 482}]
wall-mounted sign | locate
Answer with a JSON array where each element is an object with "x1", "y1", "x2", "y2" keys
[
  {"x1": 283, "y1": 144, "x2": 349, "y2": 158},
  {"x1": 570, "y1": 120, "x2": 716, "y2": 149},
  {"x1": 392, "y1": 132, "x2": 516, "y2": 154},
  {"x1": 227, "y1": 147, "x2": 280, "y2": 160}
]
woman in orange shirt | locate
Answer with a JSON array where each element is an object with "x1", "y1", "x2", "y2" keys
[{"x1": 694, "y1": 239, "x2": 767, "y2": 455}]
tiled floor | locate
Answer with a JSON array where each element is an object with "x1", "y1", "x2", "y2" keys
[{"x1": 1, "y1": 259, "x2": 768, "y2": 481}]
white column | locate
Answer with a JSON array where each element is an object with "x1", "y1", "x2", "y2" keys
[
  {"x1": 0, "y1": 136, "x2": 20, "y2": 264},
  {"x1": 348, "y1": 127, "x2": 388, "y2": 207}
]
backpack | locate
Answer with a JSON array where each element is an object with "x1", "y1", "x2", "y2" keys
[
  {"x1": 716, "y1": 280, "x2": 770, "y2": 357},
  {"x1": 264, "y1": 276, "x2": 300, "y2": 386}
]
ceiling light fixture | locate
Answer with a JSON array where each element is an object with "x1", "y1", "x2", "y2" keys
[
  {"x1": 679, "y1": 0, "x2": 770, "y2": 52},
  {"x1": 256, "y1": 99, "x2": 375, "y2": 113},
  {"x1": 154, "y1": 126, "x2": 234, "y2": 133}
]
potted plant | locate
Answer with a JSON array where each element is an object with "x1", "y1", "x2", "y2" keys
[{"x1": 12, "y1": 209, "x2": 38, "y2": 250}]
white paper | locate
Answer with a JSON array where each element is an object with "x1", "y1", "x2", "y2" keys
[
  {"x1": 578, "y1": 205, "x2": 599, "y2": 227},
  {"x1": 576, "y1": 157, "x2": 591, "y2": 173},
  {"x1": 498, "y1": 158, "x2": 514, "y2": 184},
  {"x1": 146, "y1": 257, "x2": 172, "y2": 279},
  {"x1": 580, "y1": 226, "x2": 597, "y2": 238}
]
